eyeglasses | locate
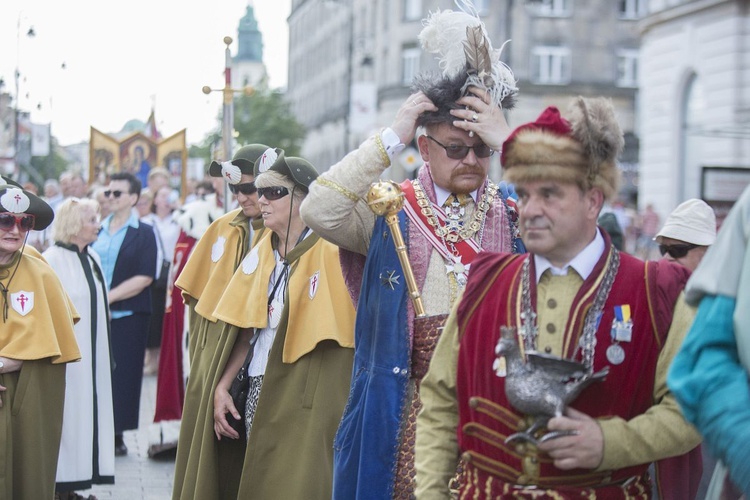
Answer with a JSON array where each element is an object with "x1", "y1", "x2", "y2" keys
[
  {"x1": 425, "y1": 135, "x2": 494, "y2": 159},
  {"x1": 229, "y1": 182, "x2": 257, "y2": 195},
  {"x1": 257, "y1": 186, "x2": 290, "y2": 201},
  {"x1": 0, "y1": 213, "x2": 35, "y2": 232},
  {"x1": 659, "y1": 243, "x2": 699, "y2": 259},
  {"x1": 104, "y1": 190, "x2": 124, "y2": 198}
]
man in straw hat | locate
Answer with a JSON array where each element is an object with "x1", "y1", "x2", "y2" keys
[
  {"x1": 0, "y1": 177, "x2": 81, "y2": 499},
  {"x1": 171, "y1": 145, "x2": 278, "y2": 499},
  {"x1": 300, "y1": 2, "x2": 523, "y2": 498},
  {"x1": 416, "y1": 97, "x2": 702, "y2": 499}
]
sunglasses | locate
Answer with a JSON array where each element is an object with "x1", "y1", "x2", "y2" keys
[
  {"x1": 0, "y1": 213, "x2": 35, "y2": 232},
  {"x1": 104, "y1": 190, "x2": 125, "y2": 198},
  {"x1": 257, "y1": 186, "x2": 290, "y2": 201},
  {"x1": 425, "y1": 135, "x2": 494, "y2": 159},
  {"x1": 659, "y1": 243, "x2": 699, "y2": 259},
  {"x1": 229, "y1": 182, "x2": 257, "y2": 195}
]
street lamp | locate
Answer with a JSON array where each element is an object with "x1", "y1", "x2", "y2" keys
[{"x1": 202, "y1": 36, "x2": 254, "y2": 213}]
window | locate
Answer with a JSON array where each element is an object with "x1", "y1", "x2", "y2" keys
[
  {"x1": 401, "y1": 46, "x2": 421, "y2": 86},
  {"x1": 404, "y1": 0, "x2": 422, "y2": 21},
  {"x1": 531, "y1": 46, "x2": 571, "y2": 85},
  {"x1": 619, "y1": 0, "x2": 648, "y2": 19},
  {"x1": 616, "y1": 50, "x2": 639, "y2": 87},
  {"x1": 532, "y1": 0, "x2": 571, "y2": 17}
]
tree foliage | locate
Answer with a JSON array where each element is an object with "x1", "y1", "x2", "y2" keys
[
  {"x1": 191, "y1": 85, "x2": 306, "y2": 164},
  {"x1": 24, "y1": 143, "x2": 69, "y2": 190},
  {"x1": 233, "y1": 87, "x2": 305, "y2": 156}
]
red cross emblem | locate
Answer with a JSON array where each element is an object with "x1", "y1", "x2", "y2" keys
[{"x1": 10, "y1": 290, "x2": 34, "y2": 316}]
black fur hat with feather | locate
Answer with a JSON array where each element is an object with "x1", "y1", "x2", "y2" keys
[{"x1": 413, "y1": 0, "x2": 518, "y2": 128}]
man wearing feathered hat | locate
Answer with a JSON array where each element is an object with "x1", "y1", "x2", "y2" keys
[
  {"x1": 417, "y1": 97, "x2": 702, "y2": 498},
  {"x1": 300, "y1": 2, "x2": 523, "y2": 498},
  {"x1": 171, "y1": 145, "x2": 278, "y2": 499}
]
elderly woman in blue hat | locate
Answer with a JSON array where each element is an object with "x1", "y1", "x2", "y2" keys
[
  {"x1": 0, "y1": 177, "x2": 80, "y2": 499},
  {"x1": 211, "y1": 153, "x2": 355, "y2": 499}
]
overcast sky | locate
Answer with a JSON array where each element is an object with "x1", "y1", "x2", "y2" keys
[{"x1": 0, "y1": 0, "x2": 291, "y2": 146}]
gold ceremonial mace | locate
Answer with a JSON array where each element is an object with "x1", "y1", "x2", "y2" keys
[{"x1": 367, "y1": 180, "x2": 426, "y2": 317}]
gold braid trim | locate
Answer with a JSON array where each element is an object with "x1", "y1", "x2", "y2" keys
[
  {"x1": 373, "y1": 130, "x2": 392, "y2": 168},
  {"x1": 314, "y1": 177, "x2": 360, "y2": 202}
]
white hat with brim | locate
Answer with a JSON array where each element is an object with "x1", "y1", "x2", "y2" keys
[{"x1": 655, "y1": 198, "x2": 716, "y2": 246}]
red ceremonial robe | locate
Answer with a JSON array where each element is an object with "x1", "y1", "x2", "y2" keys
[
  {"x1": 454, "y1": 247, "x2": 691, "y2": 497},
  {"x1": 154, "y1": 231, "x2": 197, "y2": 422}
]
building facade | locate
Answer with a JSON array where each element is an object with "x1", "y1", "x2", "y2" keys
[
  {"x1": 639, "y1": 0, "x2": 750, "y2": 222},
  {"x1": 288, "y1": 0, "x2": 643, "y2": 189}
]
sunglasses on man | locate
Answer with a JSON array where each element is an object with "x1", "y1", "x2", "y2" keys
[
  {"x1": 0, "y1": 213, "x2": 35, "y2": 232},
  {"x1": 229, "y1": 182, "x2": 257, "y2": 195},
  {"x1": 659, "y1": 243, "x2": 699, "y2": 259},
  {"x1": 257, "y1": 186, "x2": 290, "y2": 201},
  {"x1": 425, "y1": 135, "x2": 494, "y2": 159},
  {"x1": 103, "y1": 190, "x2": 125, "y2": 198}
]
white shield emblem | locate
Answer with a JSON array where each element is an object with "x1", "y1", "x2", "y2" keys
[
  {"x1": 242, "y1": 246, "x2": 260, "y2": 275},
  {"x1": 10, "y1": 290, "x2": 34, "y2": 316},
  {"x1": 211, "y1": 236, "x2": 226, "y2": 262},
  {"x1": 308, "y1": 271, "x2": 320, "y2": 300}
]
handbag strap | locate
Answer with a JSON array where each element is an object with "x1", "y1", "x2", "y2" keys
[
  {"x1": 150, "y1": 217, "x2": 167, "y2": 256},
  {"x1": 238, "y1": 330, "x2": 261, "y2": 378}
]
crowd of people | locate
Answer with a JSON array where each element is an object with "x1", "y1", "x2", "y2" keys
[{"x1": 2, "y1": 4, "x2": 748, "y2": 500}]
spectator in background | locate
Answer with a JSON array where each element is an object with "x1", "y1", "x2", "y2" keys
[
  {"x1": 655, "y1": 198, "x2": 717, "y2": 272},
  {"x1": 147, "y1": 167, "x2": 170, "y2": 193},
  {"x1": 184, "y1": 179, "x2": 215, "y2": 204},
  {"x1": 68, "y1": 172, "x2": 87, "y2": 199},
  {"x1": 91, "y1": 172, "x2": 157, "y2": 457},
  {"x1": 136, "y1": 189, "x2": 154, "y2": 218},
  {"x1": 22, "y1": 182, "x2": 38, "y2": 194},
  {"x1": 45, "y1": 198, "x2": 115, "y2": 500},
  {"x1": 636, "y1": 202, "x2": 661, "y2": 260},
  {"x1": 44, "y1": 179, "x2": 63, "y2": 210},
  {"x1": 91, "y1": 186, "x2": 112, "y2": 219},
  {"x1": 654, "y1": 198, "x2": 718, "y2": 498},
  {"x1": 141, "y1": 186, "x2": 181, "y2": 376},
  {"x1": 598, "y1": 203, "x2": 624, "y2": 251},
  {"x1": 59, "y1": 171, "x2": 73, "y2": 199}
]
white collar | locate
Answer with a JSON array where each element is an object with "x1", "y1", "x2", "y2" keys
[
  {"x1": 534, "y1": 229, "x2": 605, "y2": 283},
  {"x1": 433, "y1": 182, "x2": 478, "y2": 208}
]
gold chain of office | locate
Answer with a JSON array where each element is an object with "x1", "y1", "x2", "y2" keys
[{"x1": 412, "y1": 179, "x2": 497, "y2": 243}]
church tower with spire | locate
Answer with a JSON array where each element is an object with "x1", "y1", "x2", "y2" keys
[{"x1": 232, "y1": 0, "x2": 267, "y2": 89}]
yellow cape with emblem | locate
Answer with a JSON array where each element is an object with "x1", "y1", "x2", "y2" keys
[
  {"x1": 0, "y1": 251, "x2": 80, "y2": 363},
  {"x1": 213, "y1": 229, "x2": 355, "y2": 363},
  {"x1": 175, "y1": 209, "x2": 264, "y2": 322}
]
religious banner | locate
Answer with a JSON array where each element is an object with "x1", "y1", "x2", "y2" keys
[
  {"x1": 89, "y1": 127, "x2": 120, "y2": 186},
  {"x1": 156, "y1": 129, "x2": 188, "y2": 195},
  {"x1": 89, "y1": 125, "x2": 188, "y2": 197}
]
